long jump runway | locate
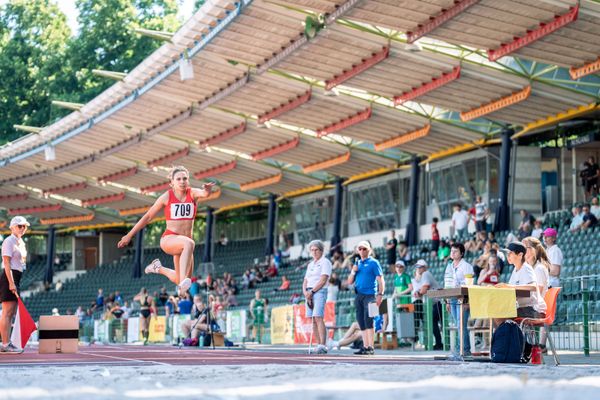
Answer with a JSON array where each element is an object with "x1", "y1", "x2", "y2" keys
[{"x1": 0, "y1": 345, "x2": 450, "y2": 367}]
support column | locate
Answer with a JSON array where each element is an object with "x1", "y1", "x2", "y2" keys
[
  {"x1": 203, "y1": 207, "x2": 214, "y2": 263},
  {"x1": 44, "y1": 226, "x2": 56, "y2": 285},
  {"x1": 494, "y1": 128, "x2": 514, "y2": 232},
  {"x1": 265, "y1": 194, "x2": 276, "y2": 257},
  {"x1": 132, "y1": 228, "x2": 144, "y2": 278},
  {"x1": 330, "y1": 178, "x2": 344, "y2": 255},
  {"x1": 406, "y1": 157, "x2": 420, "y2": 246}
]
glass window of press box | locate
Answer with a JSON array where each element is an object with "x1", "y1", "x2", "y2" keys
[
  {"x1": 292, "y1": 195, "x2": 334, "y2": 245},
  {"x1": 426, "y1": 151, "x2": 500, "y2": 220}
]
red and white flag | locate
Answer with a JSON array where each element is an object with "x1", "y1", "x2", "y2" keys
[{"x1": 10, "y1": 298, "x2": 37, "y2": 349}]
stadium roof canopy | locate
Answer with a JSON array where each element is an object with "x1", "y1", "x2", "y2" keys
[{"x1": 2, "y1": 0, "x2": 600, "y2": 230}]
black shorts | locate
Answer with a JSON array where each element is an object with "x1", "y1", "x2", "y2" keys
[
  {"x1": 140, "y1": 309, "x2": 151, "y2": 318},
  {"x1": 0, "y1": 269, "x2": 22, "y2": 303},
  {"x1": 431, "y1": 240, "x2": 440, "y2": 252},
  {"x1": 355, "y1": 293, "x2": 375, "y2": 330},
  {"x1": 476, "y1": 220, "x2": 487, "y2": 232}
]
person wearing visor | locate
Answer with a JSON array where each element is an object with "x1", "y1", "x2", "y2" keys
[
  {"x1": 1, "y1": 216, "x2": 30, "y2": 353},
  {"x1": 348, "y1": 240, "x2": 384, "y2": 355}
]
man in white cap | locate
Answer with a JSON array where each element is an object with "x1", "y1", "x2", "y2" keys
[
  {"x1": 1, "y1": 216, "x2": 30, "y2": 353},
  {"x1": 347, "y1": 240, "x2": 384, "y2": 355},
  {"x1": 412, "y1": 259, "x2": 443, "y2": 350}
]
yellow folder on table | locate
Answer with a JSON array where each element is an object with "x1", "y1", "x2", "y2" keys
[{"x1": 468, "y1": 286, "x2": 517, "y2": 318}]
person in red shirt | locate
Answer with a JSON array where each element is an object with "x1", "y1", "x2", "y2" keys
[
  {"x1": 274, "y1": 275, "x2": 290, "y2": 291},
  {"x1": 118, "y1": 166, "x2": 215, "y2": 293},
  {"x1": 431, "y1": 217, "x2": 440, "y2": 257}
]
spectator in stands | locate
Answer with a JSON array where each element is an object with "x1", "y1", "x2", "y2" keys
[
  {"x1": 249, "y1": 290, "x2": 267, "y2": 342},
  {"x1": 134, "y1": 288, "x2": 156, "y2": 345},
  {"x1": 95, "y1": 288, "x2": 104, "y2": 310},
  {"x1": 523, "y1": 237, "x2": 550, "y2": 298},
  {"x1": 326, "y1": 277, "x2": 339, "y2": 302},
  {"x1": 332, "y1": 250, "x2": 344, "y2": 270},
  {"x1": 452, "y1": 203, "x2": 470, "y2": 239},
  {"x1": 431, "y1": 217, "x2": 440, "y2": 257},
  {"x1": 443, "y1": 243, "x2": 473, "y2": 358},
  {"x1": 412, "y1": 259, "x2": 443, "y2": 350},
  {"x1": 117, "y1": 166, "x2": 216, "y2": 294},
  {"x1": 121, "y1": 301, "x2": 131, "y2": 319},
  {"x1": 392, "y1": 261, "x2": 412, "y2": 305},
  {"x1": 54, "y1": 279, "x2": 63, "y2": 292},
  {"x1": 347, "y1": 240, "x2": 384, "y2": 355},
  {"x1": 75, "y1": 306, "x2": 85, "y2": 321},
  {"x1": 531, "y1": 219, "x2": 543, "y2": 239},
  {"x1": 274, "y1": 275, "x2": 290, "y2": 292},
  {"x1": 266, "y1": 261, "x2": 278, "y2": 278},
  {"x1": 569, "y1": 205, "x2": 584, "y2": 232},
  {"x1": 477, "y1": 255, "x2": 500, "y2": 285},
  {"x1": 327, "y1": 321, "x2": 364, "y2": 351},
  {"x1": 178, "y1": 293, "x2": 193, "y2": 314},
  {"x1": 181, "y1": 295, "x2": 208, "y2": 341},
  {"x1": 225, "y1": 288, "x2": 238, "y2": 307},
  {"x1": 580, "y1": 203, "x2": 598, "y2": 230},
  {"x1": 437, "y1": 240, "x2": 450, "y2": 261},
  {"x1": 586, "y1": 156, "x2": 600, "y2": 198},
  {"x1": 591, "y1": 196, "x2": 600, "y2": 219},
  {"x1": 496, "y1": 242, "x2": 546, "y2": 319},
  {"x1": 0, "y1": 216, "x2": 29, "y2": 354},
  {"x1": 303, "y1": 239, "x2": 333, "y2": 355},
  {"x1": 543, "y1": 228, "x2": 563, "y2": 288},
  {"x1": 474, "y1": 195, "x2": 489, "y2": 234},
  {"x1": 189, "y1": 277, "x2": 200, "y2": 297},
  {"x1": 114, "y1": 291, "x2": 123, "y2": 304},
  {"x1": 398, "y1": 240, "x2": 410, "y2": 263},
  {"x1": 385, "y1": 230, "x2": 398, "y2": 273},
  {"x1": 518, "y1": 209, "x2": 536, "y2": 239},
  {"x1": 218, "y1": 233, "x2": 228, "y2": 246}
]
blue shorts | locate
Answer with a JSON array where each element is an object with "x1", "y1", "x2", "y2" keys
[{"x1": 306, "y1": 288, "x2": 327, "y2": 318}]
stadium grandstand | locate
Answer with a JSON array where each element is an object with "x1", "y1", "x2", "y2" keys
[{"x1": 3, "y1": 0, "x2": 600, "y2": 390}]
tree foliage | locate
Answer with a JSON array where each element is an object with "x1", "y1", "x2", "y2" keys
[{"x1": 0, "y1": 0, "x2": 181, "y2": 146}]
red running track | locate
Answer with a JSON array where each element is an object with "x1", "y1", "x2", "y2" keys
[{"x1": 0, "y1": 345, "x2": 450, "y2": 367}]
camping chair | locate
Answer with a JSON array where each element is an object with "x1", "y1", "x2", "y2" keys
[{"x1": 518, "y1": 287, "x2": 562, "y2": 366}]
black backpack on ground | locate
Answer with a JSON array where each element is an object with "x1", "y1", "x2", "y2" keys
[{"x1": 491, "y1": 320, "x2": 524, "y2": 363}]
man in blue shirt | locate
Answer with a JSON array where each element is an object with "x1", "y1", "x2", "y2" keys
[{"x1": 348, "y1": 240, "x2": 384, "y2": 355}]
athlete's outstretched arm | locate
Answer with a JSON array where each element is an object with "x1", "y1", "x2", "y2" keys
[
  {"x1": 118, "y1": 194, "x2": 167, "y2": 248},
  {"x1": 191, "y1": 182, "x2": 216, "y2": 200}
]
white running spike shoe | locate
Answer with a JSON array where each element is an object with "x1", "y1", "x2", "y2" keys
[
  {"x1": 178, "y1": 277, "x2": 192, "y2": 293},
  {"x1": 145, "y1": 259, "x2": 162, "y2": 274}
]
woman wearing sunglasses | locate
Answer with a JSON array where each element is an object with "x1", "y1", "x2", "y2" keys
[{"x1": 1, "y1": 216, "x2": 30, "y2": 353}]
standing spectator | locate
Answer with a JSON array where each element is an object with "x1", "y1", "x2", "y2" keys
[
  {"x1": 95, "y1": 288, "x2": 104, "y2": 310},
  {"x1": 543, "y1": 228, "x2": 563, "y2": 288},
  {"x1": 518, "y1": 209, "x2": 535, "y2": 239},
  {"x1": 451, "y1": 204, "x2": 469, "y2": 239},
  {"x1": 474, "y1": 195, "x2": 489, "y2": 234},
  {"x1": 302, "y1": 240, "x2": 332, "y2": 355},
  {"x1": 326, "y1": 277, "x2": 339, "y2": 303},
  {"x1": 385, "y1": 230, "x2": 398, "y2": 273},
  {"x1": 392, "y1": 261, "x2": 412, "y2": 305},
  {"x1": 347, "y1": 241, "x2": 385, "y2": 355},
  {"x1": 412, "y1": 259, "x2": 443, "y2": 350},
  {"x1": 591, "y1": 196, "x2": 600, "y2": 219},
  {"x1": 178, "y1": 293, "x2": 193, "y2": 314},
  {"x1": 431, "y1": 218, "x2": 440, "y2": 257},
  {"x1": 581, "y1": 203, "x2": 598, "y2": 230},
  {"x1": 586, "y1": 156, "x2": 600, "y2": 198},
  {"x1": 0, "y1": 216, "x2": 30, "y2": 353},
  {"x1": 75, "y1": 306, "x2": 85, "y2": 321},
  {"x1": 443, "y1": 243, "x2": 474, "y2": 358}
]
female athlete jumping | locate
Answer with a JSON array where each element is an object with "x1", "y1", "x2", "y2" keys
[{"x1": 118, "y1": 166, "x2": 215, "y2": 292}]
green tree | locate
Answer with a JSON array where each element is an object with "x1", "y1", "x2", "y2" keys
[
  {"x1": 194, "y1": 0, "x2": 206, "y2": 11},
  {"x1": 0, "y1": 0, "x2": 72, "y2": 145},
  {"x1": 68, "y1": 0, "x2": 180, "y2": 103}
]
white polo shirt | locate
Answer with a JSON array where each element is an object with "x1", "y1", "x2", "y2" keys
[
  {"x1": 452, "y1": 210, "x2": 469, "y2": 230},
  {"x1": 443, "y1": 259, "x2": 474, "y2": 288},
  {"x1": 304, "y1": 255, "x2": 332, "y2": 289},
  {"x1": 1, "y1": 234, "x2": 27, "y2": 272},
  {"x1": 509, "y1": 262, "x2": 546, "y2": 313}
]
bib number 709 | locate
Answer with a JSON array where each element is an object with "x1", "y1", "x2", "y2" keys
[{"x1": 171, "y1": 203, "x2": 193, "y2": 219}]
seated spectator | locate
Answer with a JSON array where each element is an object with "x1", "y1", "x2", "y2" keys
[
  {"x1": 75, "y1": 306, "x2": 85, "y2": 321},
  {"x1": 477, "y1": 255, "x2": 500, "y2": 285},
  {"x1": 518, "y1": 209, "x2": 535, "y2": 239},
  {"x1": 114, "y1": 291, "x2": 123, "y2": 304},
  {"x1": 218, "y1": 233, "x2": 228, "y2": 246},
  {"x1": 121, "y1": 301, "x2": 131, "y2": 319},
  {"x1": 225, "y1": 288, "x2": 238, "y2": 307},
  {"x1": 591, "y1": 197, "x2": 600, "y2": 219},
  {"x1": 274, "y1": 275, "x2": 290, "y2": 292},
  {"x1": 332, "y1": 250, "x2": 344, "y2": 270},
  {"x1": 266, "y1": 262, "x2": 278, "y2": 278},
  {"x1": 178, "y1": 293, "x2": 193, "y2": 314},
  {"x1": 326, "y1": 321, "x2": 364, "y2": 351},
  {"x1": 111, "y1": 302, "x2": 124, "y2": 319},
  {"x1": 326, "y1": 277, "x2": 339, "y2": 302},
  {"x1": 289, "y1": 293, "x2": 302, "y2": 304},
  {"x1": 181, "y1": 295, "x2": 209, "y2": 340},
  {"x1": 95, "y1": 288, "x2": 104, "y2": 310},
  {"x1": 569, "y1": 205, "x2": 584, "y2": 232},
  {"x1": 531, "y1": 220, "x2": 543, "y2": 239},
  {"x1": 437, "y1": 240, "x2": 450, "y2": 261},
  {"x1": 189, "y1": 277, "x2": 200, "y2": 297},
  {"x1": 581, "y1": 203, "x2": 598, "y2": 230},
  {"x1": 55, "y1": 279, "x2": 63, "y2": 292},
  {"x1": 398, "y1": 241, "x2": 410, "y2": 263}
]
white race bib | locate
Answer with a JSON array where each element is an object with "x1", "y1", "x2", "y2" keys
[{"x1": 170, "y1": 202, "x2": 193, "y2": 219}]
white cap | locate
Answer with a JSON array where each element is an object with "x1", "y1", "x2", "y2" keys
[
  {"x1": 356, "y1": 241, "x2": 371, "y2": 250},
  {"x1": 414, "y1": 259, "x2": 428, "y2": 268},
  {"x1": 10, "y1": 216, "x2": 30, "y2": 227}
]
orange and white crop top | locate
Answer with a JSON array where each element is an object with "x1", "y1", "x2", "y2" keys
[{"x1": 164, "y1": 188, "x2": 197, "y2": 221}]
